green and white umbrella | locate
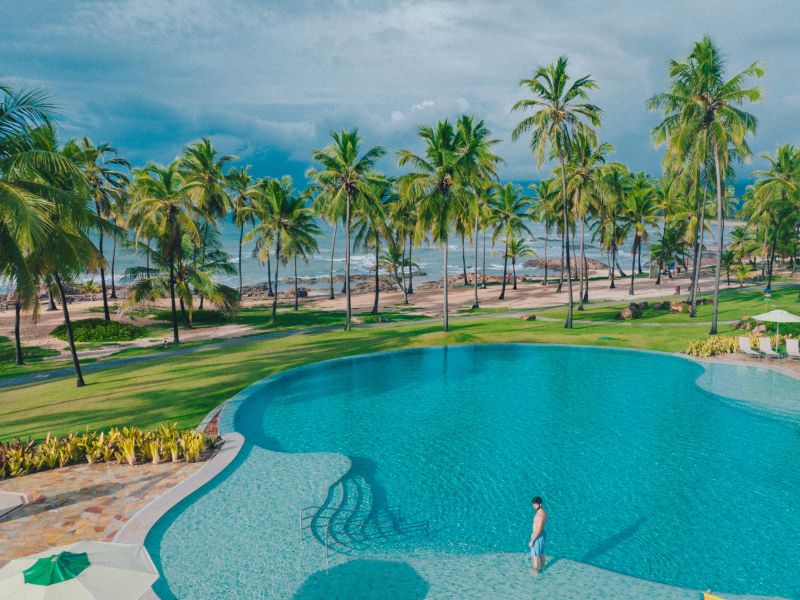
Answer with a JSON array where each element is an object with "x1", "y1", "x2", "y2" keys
[
  {"x1": 751, "y1": 309, "x2": 800, "y2": 346},
  {"x1": 0, "y1": 541, "x2": 157, "y2": 599}
]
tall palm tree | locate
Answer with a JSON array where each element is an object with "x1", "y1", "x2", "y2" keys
[
  {"x1": 488, "y1": 183, "x2": 532, "y2": 300},
  {"x1": 353, "y1": 176, "x2": 391, "y2": 315},
  {"x1": 308, "y1": 129, "x2": 385, "y2": 330},
  {"x1": 128, "y1": 162, "x2": 200, "y2": 344},
  {"x1": 512, "y1": 56, "x2": 601, "y2": 328},
  {"x1": 226, "y1": 166, "x2": 257, "y2": 295},
  {"x1": 63, "y1": 138, "x2": 129, "y2": 320},
  {"x1": 648, "y1": 36, "x2": 763, "y2": 334},
  {"x1": 281, "y1": 205, "x2": 320, "y2": 312},
  {"x1": 245, "y1": 176, "x2": 319, "y2": 323},
  {"x1": 507, "y1": 235, "x2": 535, "y2": 290},
  {"x1": 180, "y1": 138, "x2": 235, "y2": 309},
  {"x1": 455, "y1": 115, "x2": 501, "y2": 309},
  {"x1": 529, "y1": 178, "x2": 560, "y2": 286},
  {"x1": 596, "y1": 167, "x2": 630, "y2": 288},
  {"x1": 398, "y1": 117, "x2": 496, "y2": 331},
  {"x1": 621, "y1": 173, "x2": 658, "y2": 295}
]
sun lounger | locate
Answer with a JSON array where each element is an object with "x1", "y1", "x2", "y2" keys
[
  {"x1": 786, "y1": 338, "x2": 800, "y2": 360},
  {"x1": 758, "y1": 337, "x2": 780, "y2": 359},
  {"x1": 737, "y1": 336, "x2": 761, "y2": 358}
]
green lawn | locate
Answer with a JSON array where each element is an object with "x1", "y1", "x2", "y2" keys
[
  {"x1": 539, "y1": 285, "x2": 800, "y2": 324},
  {"x1": 0, "y1": 336, "x2": 61, "y2": 378},
  {"x1": 0, "y1": 315, "x2": 711, "y2": 441}
]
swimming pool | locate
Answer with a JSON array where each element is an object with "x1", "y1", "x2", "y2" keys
[{"x1": 146, "y1": 345, "x2": 800, "y2": 599}]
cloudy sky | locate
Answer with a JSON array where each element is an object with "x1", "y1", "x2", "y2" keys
[{"x1": 3, "y1": 1, "x2": 799, "y2": 184}]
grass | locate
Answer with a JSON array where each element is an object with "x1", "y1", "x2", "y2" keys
[
  {"x1": 0, "y1": 315, "x2": 713, "y2": 441},
  {"x1": 540, "y1": 285, "x2": 800, "y2": 324},
  {"x1": 0, "y1": 336, "x2": 60, "y2": 378}
]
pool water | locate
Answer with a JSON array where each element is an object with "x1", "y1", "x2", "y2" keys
[{"x1": 147, "y1": 345, "x2": 800, "y2": 598}]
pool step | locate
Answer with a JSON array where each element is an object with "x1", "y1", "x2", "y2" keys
[{"x1": 308, "y1": 472, "x2": 429, "y2": 555}]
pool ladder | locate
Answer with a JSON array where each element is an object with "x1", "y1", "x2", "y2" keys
[{"x1": 299, "y1": 505, "x2": 430, "y2": 571}]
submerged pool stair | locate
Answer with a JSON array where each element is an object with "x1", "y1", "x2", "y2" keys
[{"x1": 299, "y1": 472, "x2": 430, "y2": 567}]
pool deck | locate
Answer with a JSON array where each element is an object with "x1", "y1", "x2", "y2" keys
[{"x1": 0, "y1": 460, "x2": 204, "y2": 568}]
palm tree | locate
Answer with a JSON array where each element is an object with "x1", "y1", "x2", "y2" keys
[
  {"x1": 398, "y1": 117, "x2": 496, "y2": 331},
  {"x1": 621, "y1": 173, "x2": 658, "y2": 295},
  {"x1": 565, "y1": 135, "x2": 617, "y2": 308},
  {"x1": 128, "y1": 162, "x2": 200, "y2": 344},
  {"x1": 488, "y1": 183, "x2": 532, "y2": 299},
  {"x1": 529, "y1": 178, "x2": 561, "y2": 286},
  {"x1": 512, "y1": 56, "x2": 601, "y2": 328},
  {"x1": 595, "y1": 167, "x2": 630, "y2": 288},
  {"x1": 507, "y1": 235, "x2": 535, "y2": 290},
  {"x1": 648, "y1": 36, "x2": 763, "y2": 334},
  {"x1": 353, "y1": 177, "x2": 391, "y2": 315},
  {"x1": 734, "y1": 262, "x2": 752, "y2": 287},
  {"x1": 180, "y1": 138, "x2": 235, "y2": 309},
  {"x1": 226, "y1": 166, "x2": 257, "y2": 295},
  {"x1": 282, "y1": 207, "x2": 320, "y2": 312},
  {"x1": 245, "y1": 176, "x2": 319, "y2": 323},
  {"x1": 308, "y1": 129, "x2": 385, "y2": 330},
  {"x1": 63, "y1": 138, "x2": 129, "y2": 320}
]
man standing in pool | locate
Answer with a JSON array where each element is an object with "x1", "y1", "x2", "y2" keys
[{"x1": 529, "y1": 496, "x2": 547, "y2": 574}]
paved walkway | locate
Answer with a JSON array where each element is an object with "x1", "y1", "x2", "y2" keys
[{"x1": 0, "y1": 460, "x2": 204, "y2": 566}]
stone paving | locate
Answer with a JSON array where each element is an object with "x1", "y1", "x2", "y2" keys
[{"x1": 0, "y1": 460, "x2": 204, "y2": 566}]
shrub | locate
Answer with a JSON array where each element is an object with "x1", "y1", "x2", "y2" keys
[
  {"x1": 152, "y1": 309, "x2": 229, "y2": 324},
  {"x1": 0, "y1": 425, "x2": 219, "y2": 480},
  {"x1": 684, "y1": 334, "x2": 757, "y2": 357},
  {"x1": 50, "y1": 318, "x2": 145, "y2": 343}
]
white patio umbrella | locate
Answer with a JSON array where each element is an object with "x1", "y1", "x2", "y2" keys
[
  {"x1": 0, "y1": 541, "x2": 157, "y2": 600},
  {"x1": 751, "y1": 309, "x2": 800, "y2": 347}
]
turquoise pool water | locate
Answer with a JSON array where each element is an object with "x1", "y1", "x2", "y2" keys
[{"x1": 147, "y1": 345, "x2": 800, "y2": 599}]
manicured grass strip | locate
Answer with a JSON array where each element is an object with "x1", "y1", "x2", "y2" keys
[
  {"x1": 0, "y1": 316, "x2": 711, "y2": 441},
  {"x1": 540, "y1": 285, "x2": 800, "y2": 324}
]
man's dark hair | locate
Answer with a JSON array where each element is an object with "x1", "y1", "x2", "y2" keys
[{"x1": 532, "y1": 496, "x2": 543, "y2": 506}]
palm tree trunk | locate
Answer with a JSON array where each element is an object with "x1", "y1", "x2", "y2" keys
[
  {"x1": 238, "y1": 222, "x2": 244, "y2": 296},
  {"x1": 198, "y1": 222, "x2": 207, "y2": 310},
  {"x1": 709, "y1": 144, "x2": 725, "y2": 335},
  {"x1": 54, "y1": 272, "x2": 85, "y2": 387},
  {"x1": 543, "y1": 229, "x2": 549, "y2": 285},
  {"x1": 578, "y1": 215, "x2": 586, "y2": 310},
  {"x1": 345, "y1": 191, "x2": 352, "y2": 331},
  {"x1": 512, "y1": 256, "x2": 518, "y2": 290},
  {"x1": 407, "y1": 233, "x2": 415, "y2": 294},
  {"x1": 481, "y1": 230, "x2": 487, "y2": 289},
  {"x1": 271, "y1": 237, "x2": 281, "y2": 323},
  {"x1": 267, "y1": 255, "x2": 274, "y2": 297},
  {"x1": 472, "y1": 211, "x2": 480, "y2": 308},
  {"x1": 179, "y1": 297, "x2": 191, "y2": 329},
  {"x1": 110, "y1": 230, "x2": 118, "y2": 299},
  {"x1": 461, "y1": 232, "x2": 468, "y2": 285},
  {"x1": 558, "y1": 153, "x2": 574, "y2": 328},
  {"x1": 610, "y1": 242, "x2": 616, "y2": 288},
  {"x1": 556, "y1": 229, "x2": 565, "y2": 293},
  {"x1": 690, "y1": 179, "x2": 708, "y2": 317},
  {"x1": 47, "y1": 289, "x2": 57, "y2": 311},
  {"x1": 95, "y1": 204, "x2": 110, "y2": 321},
  {"x1": 401, "y1": 242, "x2": 409, "y2": 305},
  {"x1": 14, "y1": 301, "x2": 23, "y2": 365},
  {"x1": 329, "y1": 221, "x2": 337, "y2": 300},
  {"x1": 499, "y1": 236, "x2": 509, "y2": 300},
  {"x1": 629, "y1": 235, "x2": 639, "y2": 295},
  {"x1": 371, "y1": 232, "x2": 379, "y2": 315},
  {"x1": 168, "y1": 258, "x2": 180, "y2": 344},
  {"x1": 443, "y1": 188, "x2": 450, "y2": 332},
  {"x1": 294, "y1": 255, "x2": 299, "y2": 311}
]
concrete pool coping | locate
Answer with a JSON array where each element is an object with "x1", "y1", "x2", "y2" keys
[
  {"x1": 113, "y1": 432, "x2": 244, "y2": 599},
  {"x1": 134, "y1": 343, "x2": 798, "y2": 599}
]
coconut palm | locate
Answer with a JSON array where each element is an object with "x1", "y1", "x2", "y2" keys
[
  {"x1": 281, "y1": 206, "x2": 320, "y2": 312},
  {"x1": 63, "y1": 138, "x2": 129, "y2": 320},
  {"x1": 308, "y1": 129, "x2": 385, "y2": 330},
  {"x1": 734, "y1": 262, "x2": 752, "y2": 287},
  {"x1": 245, "y1": 176, "x2": 318, "y2": 323},
  {"x1": 353, "y1": 176, "x2": 392, "y2": 315},
  {"x1": 621, "y1": 173, "x2": 658, "y2": 295},
  {"x1": 529, "y1": 178, "x2": 561, "y2": 286},
  {"x1": 507, "y1": 235, "x2": 535, "y2": 290},
  {"x1": 128, "y1": 162, "x2": 201, "y2": 344},
  {"x1": 648, "y1": 36, "x2": 763, "y2": 334},
  {"x1": 180, "y1": 138, "x2": 235, "y2": 309},
  {"x1": 595, "y1": 167, "x2": 630, "y2": 288},
  {"x1": 226, "y1": 166, "x2": 257, "y2": 295},
  {"x1": 488, "y1": 183, "x2": 532, "y2": 299},
  {"x1": 512, "y1": 56, "x2": 601, "y2": 328},
  {"x1": 398, "y1": 117, "x2": 497, "y2": 330}
]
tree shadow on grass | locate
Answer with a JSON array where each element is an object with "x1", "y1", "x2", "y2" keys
[{"x1": 293, "y1": 559, "x2": 429, "y2": 600}]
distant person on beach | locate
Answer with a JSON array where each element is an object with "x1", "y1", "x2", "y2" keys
[{"x1": 529, "y1": 496, "x2": 547, "y2": 574}]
